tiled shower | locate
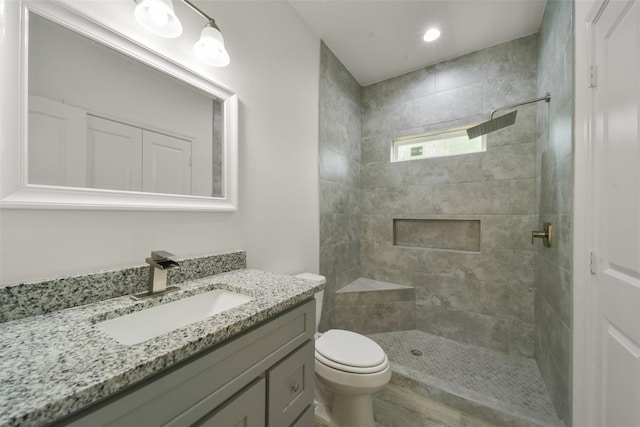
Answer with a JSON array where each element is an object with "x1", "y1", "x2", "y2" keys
[{"x1": 318, "y1": 0, "x2": 573, "y2": 425}]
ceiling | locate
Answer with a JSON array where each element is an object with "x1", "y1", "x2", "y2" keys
[{"x1": 289, "y1": 0, "x2": 547, "y2": 86}]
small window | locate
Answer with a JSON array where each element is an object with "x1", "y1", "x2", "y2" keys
[{"x1": 391, "y1": 128, "x2": 486, "y2": 162}]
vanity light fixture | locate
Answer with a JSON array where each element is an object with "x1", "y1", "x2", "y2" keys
[
  {"x1": 134, "y1": 0, "x2": 231, "y2": 67},
  {"x1": 193, "y1": 20, "x2": 230, "y2": 67},
  {"x1": 423, "y1": 28, "x2": 441, "y2": 42},
  {"x1": 134, "y1": 0, "x2": 183, "y2": 38}
]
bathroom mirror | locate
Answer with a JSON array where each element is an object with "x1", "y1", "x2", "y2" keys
[{"x1": 0, "y1": 0, "x2": 237, "y2": 211}]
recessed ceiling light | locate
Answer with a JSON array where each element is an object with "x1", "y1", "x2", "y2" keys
[{"x1": 423, "y1": 28, "x2": 441, "y2": 42}]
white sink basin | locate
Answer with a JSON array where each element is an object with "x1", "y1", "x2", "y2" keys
[{"x1": 96, "y1": 289, "x2": 253, "y2": 345}]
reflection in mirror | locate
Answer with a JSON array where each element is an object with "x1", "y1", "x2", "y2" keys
[{"x1": 28, "y1": 13, "x2": 224, "y2": 197}]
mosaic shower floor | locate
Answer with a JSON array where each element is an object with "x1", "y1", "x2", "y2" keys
[{"x1": 368, "y1": 330, "x2": 564, "y2": 427}]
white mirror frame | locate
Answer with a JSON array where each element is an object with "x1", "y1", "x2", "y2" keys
[{"x1": 0, "y1": 0, "x2": 238, "y2": 211}]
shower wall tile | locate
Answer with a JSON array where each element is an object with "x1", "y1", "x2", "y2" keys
[
  {"x1": 360, "y1": 35, "x2": 538, "y2": 354},
  {"x1": 409, "y1": 156, "x2": 470, "y2": 186},
  {"x1": 362, "y1": 134, "x2": 391, "y2": 164},
  {"x1": 434, "y1": 33, "x2": 537, "y2": 93},
  {"x1": 319, "y1": 81, "x2": 361, "y2": 161},
  {"x1": 319, "y1": 42, "x2": 362, "y2": 331},
  {"x1": 363, "y1": 83, "x2": 484, "y2": 137},
  {"x1": 430, "y1": 182, "x2": 511, "y2": 215},
  {"x1": 535, "y1": 295, "x2": 571, "y2": 425},
  {"x1": 535, "y1": 255, "x2": 572, "y2": 327},
  {"x1": 361, "y1": 186, "x2": 433, "y2": 215},
  {"x1": 481, "y1": 215, "x2": 536, "y2": 251},
  {"x1": 486, "y1": 107, "x2": 537, "y2": 148},
  {"x1": 361, "y1": 214, "x2": 394, "y2": 243},
  {"x1": 363, "y1": 68, "x2": 435, "y2": 111},
  {"x1": 360, "y1": 264, "x2": 415, "y2": 288},
  {"x1": 433, "y1": 49, "x2": 490, "y2": 93},
  {"x1": 509, "y1": 179, "x2": 536, "y2": 214},
  {"x1": 320, "y1": 181, "x2": 359, "y2": 215},
  {"x1": 335, "y1": 301, "x2": 416, "y2": 334},
  {"x1": 506, "y1": 319, "x2": 536, "y2": 358},
  {"x1": 481, "y1": 143, "x2": 536, "y2": 180},
  {"x1": 540, "y1": 157, "x2": 573, "y2": 216},
  {"x1": 320, "y1": 39, "x2": 360, "y2": 103},
  {"x1": 415, "y1": 304, "x2": 509, "y2": 353},
  {"x1": 543, "y1": 99, "x2": 573, "y2": 172},
  {"x1": 361, "y1": 161, "x2": 413, "y2": 189},
  {"x1": 508, "y1": 250, "x2": 536, "y2": 286},
  {"x1": 535, "y1": 0, "x2": 574, "y2": 424},
  {"x1": 483, "y1": 77, "x2": 538, "y2": 113},
  {"x1": 411, "y1": 273, "x2": 534, "y2": 324},
  {"x1": 336, "y1": 265, "x2": 361, "y2": 290}
]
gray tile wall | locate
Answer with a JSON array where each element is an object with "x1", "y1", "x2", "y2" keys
[
  {"x1": 360, "y1": 35, "x2": 539, "y2": 356},
  {"x1": 535, "y1": 1, "x2": 574, "y2": 424},
  {"x1": 318, "y1": 42, "x2": 362, "y2": 331}
]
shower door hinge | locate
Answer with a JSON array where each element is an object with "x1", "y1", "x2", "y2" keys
[
  {"x1": 590, "y1": 251, "x2": 598, "y2": 275},
  {"x1": 589, "y1": 65, "x2": 598, "y2": 88}
]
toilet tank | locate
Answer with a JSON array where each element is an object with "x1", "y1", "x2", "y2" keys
[{"x1": 293, "y1": 273, "x2": 326, "y2": 331}]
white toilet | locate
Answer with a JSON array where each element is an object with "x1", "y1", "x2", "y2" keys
[{"x1": 295, "y1": 273, "x2": 391, "y2": 427}]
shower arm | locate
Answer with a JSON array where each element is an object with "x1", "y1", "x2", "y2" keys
[{"x1": 490, "y1": 93, "x2": 551, "y2": 119}]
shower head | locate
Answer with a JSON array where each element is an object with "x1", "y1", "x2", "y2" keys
[
  {"x1": 465, "y1": 93, "x2": 551, "y2": 139},
  {"x1": 466, "y1": 110, "x2": 517, "y2": 139}
]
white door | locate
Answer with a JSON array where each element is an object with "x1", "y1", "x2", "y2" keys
[
  {"x1": 28, "y1": 96, "x2": 86, "y2": 187},
  {"x1": 87, "y1": 115, "x2": 143, "y2": 192},
  {"x1": 142, "y1": 130, "x2": 192, "y2": 195},
  {"x1": 592, "y1": 1, "x2": 640, "y2": 425}
]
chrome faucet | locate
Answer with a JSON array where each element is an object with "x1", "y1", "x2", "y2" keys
[{"x1": 132, "y1": 250, "x2": 180, "y2": 300}]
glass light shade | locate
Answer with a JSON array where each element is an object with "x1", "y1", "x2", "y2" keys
[
  {"x1": 193, "y1": 25, "x2": 230, "y2": 67},
  {"x1": 134, "y1": 0, "x2": 183, "y2": 38}
]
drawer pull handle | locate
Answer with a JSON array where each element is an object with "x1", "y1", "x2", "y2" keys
[{"x1": 291, "y1": 383, "x2": 299, "y2": 393}]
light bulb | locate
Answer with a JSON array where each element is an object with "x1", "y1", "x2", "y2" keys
[
  {"x1": 423, "y1": 28, "x2": 441, "y2": 42},
  {"x1": 148, "y1": 6, "x2": 169, "y2": 26}
]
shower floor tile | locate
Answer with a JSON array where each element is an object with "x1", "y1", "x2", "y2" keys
[{"x1": 368, "y1": 330, "x2": 564, "y2": 427}]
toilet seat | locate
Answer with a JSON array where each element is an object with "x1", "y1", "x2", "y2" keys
[{"x1": 315, "y1": 329, "x2": 389, "y2": 374}]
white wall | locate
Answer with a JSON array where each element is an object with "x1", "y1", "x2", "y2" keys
[{"x1": 0, "y1": 0, "x2": 320, "y2": 284}]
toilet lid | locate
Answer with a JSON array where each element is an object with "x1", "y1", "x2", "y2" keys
[{"x1": 315, "y1": 329, "x2": 387, "y2": 369}]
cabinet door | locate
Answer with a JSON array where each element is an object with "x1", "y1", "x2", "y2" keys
[
  {"x1": 198, "y1": 378, "x2": 266, "y2": 427},
  {"x1": 290, "y1": 404, "x2": 313, "y2": 427},
  {"x1": 86, "y1": 115, "x2": 142, "y2": 191},
  {"x1": 28, "y1": 95, "x2": 87, "y2": 187},
  {"x1": 142, "y1": 130, "x2": 192, "y2": 195},
  {"x1": 267, "y1": 341, "x2": 314, "y2": 427}
]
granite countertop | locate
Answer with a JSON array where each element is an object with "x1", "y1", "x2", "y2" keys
[{"x1": 0, "y1": 269, "x2": 322, "y2": 427}]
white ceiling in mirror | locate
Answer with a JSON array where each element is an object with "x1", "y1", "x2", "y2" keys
[
  {"x1": 0, "y1": 0, "x2": 238, "y2": 211},
  {"x1": 289, "y1": 0, "x2": 547, "y2": 86}
]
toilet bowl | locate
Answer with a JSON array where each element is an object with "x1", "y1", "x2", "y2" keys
[{"x1": 294, "y1": 273, "x2": 391, "y2": 427}]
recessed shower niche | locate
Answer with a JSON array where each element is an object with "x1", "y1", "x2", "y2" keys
[{"x1": 393, "y1": 218, "x2": 481, "y2": 252}]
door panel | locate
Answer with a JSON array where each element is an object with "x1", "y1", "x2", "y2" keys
[
  {"x1": 87, "y1": 115, "x2": 142, "y2": 191},
  {"x1": 142, "y1": 130, "x2": 192, "y2": 195},
  {"x1": 28, "y1": 96, "x2": 86, "y2": 187},
  {"x1": 594, "y1": 1, "x2": 640, "y2": 425}
]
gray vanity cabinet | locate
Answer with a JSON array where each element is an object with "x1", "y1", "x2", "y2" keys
[
  {"x1": 57, "y1": 300, "x2": 315, "y2": 427},
  {"x1": 198, "y1": 378, "x2": 266, "y2": 427}
]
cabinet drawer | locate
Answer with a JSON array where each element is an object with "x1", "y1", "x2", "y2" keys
[
  {"x1": 198, "y1": 378, "x2": 266, "y2": 427},
  {"x1": 267, "y1": 340, "x2": 314, "y2": 427}
]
